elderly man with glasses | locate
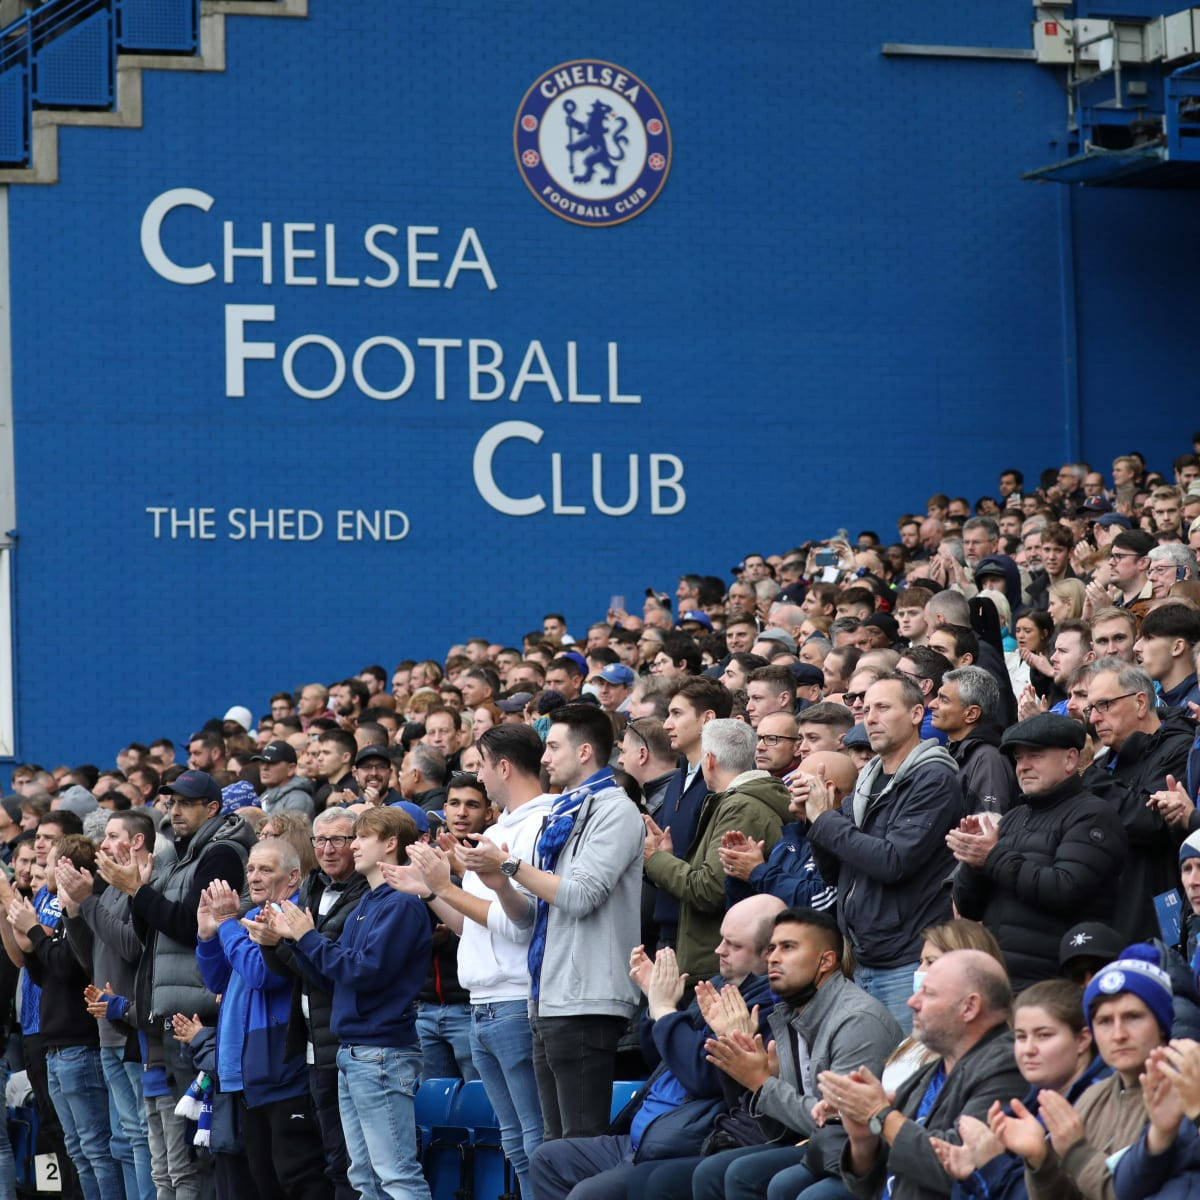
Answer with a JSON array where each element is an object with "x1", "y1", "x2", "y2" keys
[
  {"x1": 257, "y1": 806, "x2": 369, "y2": 1200},
  {"x1": 1082, "y1": 658, "x2": 1194, "y2": 941}
]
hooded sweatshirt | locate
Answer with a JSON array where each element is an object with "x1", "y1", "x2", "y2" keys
[
  {"x1": 260, "y1": 775, "x2": 315, "y2": 818},
  {"x1": 808, "y1": 739, "x2": 961, "y2": 969}
]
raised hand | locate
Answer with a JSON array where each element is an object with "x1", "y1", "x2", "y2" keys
[
  {"x1": 379, "y1": 860, "x2": 433, "y2": 896},
  {"x1": 196, "y1": 890, "x2": 219, "y2": 940},
  {"x1": 204, "y1": 879, "x2": 240, "y2": 923},
  {"x1": 931, "y1": 1138, "x2": 975, "y2": 1181},
  {"x1": 277, "y1": 899, "x2": 315, "y2": 941},
  {"x1": 646, "y1": 947, "x2": 687, "y2": 1018},
  {"x1": 629, "y1": 944, "x2": 653, "y2": 995},
  {"x1": 96, "y1": 849, "x2": 150, "y2": 896},
  {"x1": 55, "y1": 859, "x2": 94, "y2": 907},
  {"x1": 408, "y1": 842, "x2": 453, "y2": 895},
  {"x1": 718, "y1": 838, "x2": 765, "y2": 880},
  {"x1": 457, "y1": 834, "x2": 507, "y2": 876},
  {"x1": 1159, "y1": 1038, "x2": 1200, "y2": 1120},
  {"x1": 988, "y1": 1098, "x2": 1048, "y2": 1166},
  {"x1": 642, "y1": 814, "x2": 665, "y2": 862},
  {"x1": 705, "y1": 1031, "x2": 771, "y2": 1091},
  {"x1": 1038, "y1": 1089, "x2": 1085, "y2": 1159},
  {"x1": 716, "y1": 985, "x2": 756, "y2": 1038},
  {"x1": 803, "y1": 765, "x2": 838, "y2": 821},
  {"x1": 83, "y1": 981, "x2": 116, "y2": 1020},
  {"x1": 694, "y1": 979, "x2": 726, "y2": 1033},
  {"x1": 241, "y1": 906, "x2": 283, "y2": 945},
  {"x1": 958, "y1": 1114, "x2": 1005, "y2": 1169},
  {"x1": 171, "y1": 1012, "x2": 204, "y2": 1044},
  {"x1": 1149, "y1": 776, "x2": 1196, "y2": 829}
]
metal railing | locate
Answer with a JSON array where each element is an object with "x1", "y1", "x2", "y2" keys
[
  {"x1": 0, "y1": 0, "x2": 201, "y2": 165},
  {"x1": 1165, "y1": 58, "x2": 1200, "y2": 159}
]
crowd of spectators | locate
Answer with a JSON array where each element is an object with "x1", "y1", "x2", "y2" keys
[{"x1": 1, "y1": 433, "x2": 1200, "y2": 1200}]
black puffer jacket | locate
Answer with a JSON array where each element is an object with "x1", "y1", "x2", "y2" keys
[
  {"x1": 953, "y1": 775, "x2": 1128, "y2": 990},
  {"x1": 263, "y1": 869, "x2": 369, "y2": 1069},
  {"x1": 1093, "y1": 709, "x2": 1195, "y2": 940}
]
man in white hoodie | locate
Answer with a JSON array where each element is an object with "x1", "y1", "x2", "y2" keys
[{"x1": 391, "y1": 724, "x2": 554, "y2": 1198}]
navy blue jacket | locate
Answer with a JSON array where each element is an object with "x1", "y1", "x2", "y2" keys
[
  {"x1": 639, "y1": 971, "x2": 775, "y2": 1097},
  {"x1": 1114, "y1": 1115, "x2": 1200, "y2": 1200},
  {"x1": 651, "y1": 765, "x2": 709, "y2": 937},
  {"x1": 292, "y1": 882, "x2": 430, "y2": 1047},
  {"x1": 196, "y1": 899, "x2": 307, "y2": 1107},
  {"x1": 725, "y1": 822, "x2": 835, "y2": 911}
]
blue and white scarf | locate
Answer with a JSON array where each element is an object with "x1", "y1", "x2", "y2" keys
[{"x1": 527, "y1": 768, "x2": 613, "y2": 1001}]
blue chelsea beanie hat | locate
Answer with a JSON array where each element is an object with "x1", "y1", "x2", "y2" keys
[{"x1": 1083, "y1": 942, "x2": 1173, "y2": 1037}]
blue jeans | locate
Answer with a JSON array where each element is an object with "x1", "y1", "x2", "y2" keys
[
  {"x1": 692, "y1": 1145, "x2": 852, "y2": 1200},
  {"x1": 336, "y1": 1043, "x2": 431, "y2": 1200},
  {"x1": 471, "y1": 1000, "x2": 543, "y2": 1198},
  {"x1": 417, "y1": 1002, "x2": 478, "y2": 1082},
  {"x1": 854, "y1": 961, "x2": 918, "y2": 1034},
  {"x1": 0, "y1": 1059, "x2": 15, "y2": 1200},
  {"x1": 46, "y1": 1045, "x2": 125, "y2": 1200},
  {"x1": 101, "y1": 1047, "x2": 155, "y2": 1200}
]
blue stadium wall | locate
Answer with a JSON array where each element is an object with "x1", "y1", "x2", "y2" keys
[{"x1": 3, "y1": 0, "x2": 1197, "y2": 769}]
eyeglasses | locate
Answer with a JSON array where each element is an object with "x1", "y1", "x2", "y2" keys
[
  {"x1": 1081, "y1": 692, "x2": 1139, "y2": 719},
  {"x1": 310, "y1": 835, "x2": 353, "y2": 849},
  {"x1": 1108, "y1": 551, "x2": 1142, "y2": 561},
  {"x1": 843, "y1": 691, "x2": 866, "y2": 705},
  {"x1": 160, "y1": 796, "x2": 205, "y2": 810},
  {"x1": 756, "y1": 734, "x2": 800, "y2": 748},
  {"x1": 623, "y1": 718, "x2": 651, "y2": 750}
]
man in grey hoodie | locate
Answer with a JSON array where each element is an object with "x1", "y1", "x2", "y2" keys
[
  {"x1": 251, "y1": 740, "x2": 315, "y2": 817},
  {"x1": 805, "y1": 673, "x2": 961, "y2": 1031}
]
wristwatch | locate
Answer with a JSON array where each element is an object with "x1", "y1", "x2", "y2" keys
[
  {"x1": 867, "y1": 1105, "x2": 895, "y2": 1136},
  {"x1": 499, "y1": 856, "x2": 521, "y2": 878}
]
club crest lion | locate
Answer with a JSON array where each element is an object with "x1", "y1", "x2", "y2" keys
[{"x1": 515, "y1": 59, "x2": 672, "y2": 227}]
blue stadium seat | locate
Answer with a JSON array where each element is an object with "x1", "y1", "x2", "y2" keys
[
  {"x1": 416, "y1": 1077, "x2": 462, "y2": 1140},
  {"x1": 610, "y1": 1080, "x2": 644, "y2": 1122},
  {"x1": 7, "y1": 1104, "x2": 38, "y2": 1191},
  {"x1": 425, "y1": 1080, "x2": 498, "y2": 1200}
]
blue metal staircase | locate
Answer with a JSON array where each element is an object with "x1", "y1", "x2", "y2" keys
[{"x1": 0, "y1": 0, "x2": 306, "y2": 183}]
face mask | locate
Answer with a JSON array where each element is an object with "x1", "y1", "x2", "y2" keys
[
  {"x1": 789, "y1": 980, "x2": 818, "y2": 1008},
  {"x1": 912, "y1": 970, "x2": 926, "y2": 997}
]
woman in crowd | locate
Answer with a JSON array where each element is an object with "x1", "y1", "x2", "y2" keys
[{"x1": 931, "y1": 978, "x2": 1107, "y2": 1200}]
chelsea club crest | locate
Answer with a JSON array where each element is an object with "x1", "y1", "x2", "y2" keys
[{"x1": 514, "y1": 59, "x2": 671, "y2": 227}]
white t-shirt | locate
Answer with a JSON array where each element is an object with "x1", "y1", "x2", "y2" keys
[{"x1": 457, "y1": 794, "x2": 555, "y2": 1003}]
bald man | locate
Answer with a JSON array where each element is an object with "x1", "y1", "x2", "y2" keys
[
  {"x1": 719, "y1": 751, "x2": 857, "y2": 911},
  {"x1": 531, "y1": 894, "x2": 783, "y2": 1200},
  {"x1": 820, "y1": 949, "x2": 1023, "y2": 1200}
]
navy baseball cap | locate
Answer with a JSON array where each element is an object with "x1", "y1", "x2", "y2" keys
[{"x1": 165, "y1": 770, "x2": 222, "y2": 804}]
